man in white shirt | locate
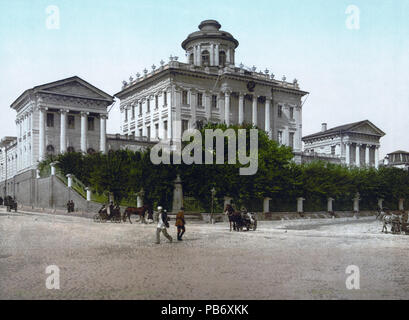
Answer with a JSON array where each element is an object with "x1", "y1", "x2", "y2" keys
[{"x1": 156, "y1": 206, "x2": 173, "y2": 244}]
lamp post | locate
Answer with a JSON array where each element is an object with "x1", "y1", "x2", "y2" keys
[{"x1": 210, "y1": 187, "x2": 216, "y2": 224}]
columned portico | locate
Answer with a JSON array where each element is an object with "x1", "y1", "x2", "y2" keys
[
  {"x1": 80, "y1": 111, "x2": 88, "y2": 153},
  {"x1": 252, "y1": 95, "x2": 257, "y2": 127},
  {"x1": 60, "y1": 109, "x2": 67, "y2": 153}
]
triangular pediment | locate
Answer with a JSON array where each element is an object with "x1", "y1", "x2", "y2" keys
[
  {"x1": 349, "y1": 121, "x2": 385, "y2": 137},
  {"x1": 37, "y1": 76, "x2": 113, "y2": 102}
]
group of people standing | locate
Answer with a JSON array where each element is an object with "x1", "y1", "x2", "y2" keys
[
  {"x1": 155, "y1": 206, "x2": 186, "y2": 244},
  {"x1": 66, "y1": 200, "x2": 75, "y2": 213}
]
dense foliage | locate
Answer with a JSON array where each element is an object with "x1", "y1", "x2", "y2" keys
[{"x1": 39, "y1": 124, "x2": 409, "y2": 211}]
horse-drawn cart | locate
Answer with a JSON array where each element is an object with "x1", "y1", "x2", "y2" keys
[
  {"x1": 93, "y1": 206, "x2": 121, "y2": 223},
  {"x1": 378, "y1": 209, "x2": 409, "y2": 235}
]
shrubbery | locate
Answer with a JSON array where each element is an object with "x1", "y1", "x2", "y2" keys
[{"x1": 39, "y1": 124, "x2": 409, "y2": 211}]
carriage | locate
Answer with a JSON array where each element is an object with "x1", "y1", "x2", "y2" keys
[
  {"x1": 93, "y1": 205, "x2": 122, "y2": 223},
  {"x1": 378, "y1": 208, "x2": 409, "y2": 235},
  {"x1": 237, "y1": 212, "x2": 257, "y2": 231},
  {"x1": 225, "y1": 204, "x2": 257, "y2": 231}
]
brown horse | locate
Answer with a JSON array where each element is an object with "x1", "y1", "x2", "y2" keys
[
  {"x1": 224, "y1": 204, "x2": 242, "y2": 232},
  {"x1": 123, "y1": 205, "x2": 152, "y2": 224}
]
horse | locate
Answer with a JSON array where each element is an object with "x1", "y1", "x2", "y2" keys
[
  {"x1": 123, "y1": 204, "x2": 152, "y2": 224},
  {"x1": 224, "y1": 204, "x2": 244, "y2": 232}
]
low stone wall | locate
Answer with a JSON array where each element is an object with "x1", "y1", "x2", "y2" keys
[{"x1": 201, "y1": 210, "x2": 376, "y2": 222}]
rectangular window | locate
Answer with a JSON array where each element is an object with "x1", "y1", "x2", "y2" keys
[
  {"x1": 147, "y1": 126, "x2": 151, "y2": 139},
  {"x1": 331, "y1": 146, "x2": 336, "y2": 155},
  {"x1": 67, "y1": 115, "x2": 75, "y2": 129},
  {"x1": 139, "y1": 102, "x2": 142, "y2": 116},
  {"x1": 139, "y1": 128, "x2": 143, "y2": 137},
  {"x1": 132, "y1": 105, "x2": 135, "y2": 119},
  {"x1": 124, "y1": 108, "x2": 128, "y2": 122},
  {"x1": 290, "y1": 107, "x2": 294, "y2": 120},
  {"x1": 155, "y1": 95, "x2": 159, "y2": 109},
  {"x1": 164, "y1": 120, "x2": 168, "y2": 138},
  {"x1": 182, "y1": 120, "x2": 189, "y2": 133},
  {"x1": 278, "y1": 131, "x2": 283, "y2": 144},
  {"x1": 88, "y1": 117, "x2": 95, "y2": 131},
  {"x1": 278, "y1": 105, "x2": 282, "y2": 118},
  {"x1": 164, "y1": 92, "x2": 167, "y2": 105},
  {"x1": 289, "y1": 132, "x2": 294, "y2": 148},
  {"x1": 197, "y1": 93, "x2": 203, "y2": 107},
  {"x1": 182, "y1": 91, "x2": 188, "y2": 105},
  {"x1": 147, "y1": 99, "x2": 150, "y2": 113},
  {"x1": 46, "y1": 113, "x2": 54, "y2": 127},
  {"x1": 131, "y1": 131, "x2": 135, "y2": 138},
  {"x1": 212, "y1": 95, "x2": 217, "y2": 109}
]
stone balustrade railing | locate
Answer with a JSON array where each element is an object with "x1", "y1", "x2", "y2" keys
[{"x1": 122, "y1": 61, "x2": 300, "y2": 91}]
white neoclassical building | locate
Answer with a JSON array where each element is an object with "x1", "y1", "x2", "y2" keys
[
  {"x1": 10, "y1": 76, "x2": 113, "y2": 172},
  {"x1": 0, "y1": 76, "x2": 114, "y2": 199},
  {"x1": 116, "y1": 20, "x2": 308, "y2": 158},
  {"x1": 302, "y1": 120, "x2": 385, "y2": 168}
]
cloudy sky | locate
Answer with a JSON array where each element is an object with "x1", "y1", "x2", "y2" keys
[{"x1": 0, "y1": 0, "x2": 408, "y2": 158}]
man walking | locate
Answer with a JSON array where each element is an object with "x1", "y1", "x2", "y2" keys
[
  {"x1": 175, "y1": 207, "x2": 186, "y2": 241},
  {"x1": 156, "y1": 206, "x2": 172, "y2": 244}
]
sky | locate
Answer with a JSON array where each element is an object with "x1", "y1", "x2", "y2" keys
[{"x1": 0, "y1": 0, "x2": 408, "y2": 158}]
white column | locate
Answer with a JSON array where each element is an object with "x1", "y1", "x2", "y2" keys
[
  {"x1": 365, "y1": 144, "x2": 370, "y2": 166},
  {"x1": 100, "y1": 114, "x2": 107, "y2": 153},
  {"x1": 197, "y1": 44, "x2": 201, "y2": 66},
  {"x1": 205, "y1": 91, "x2": 211, "y2": 121},
  {"x1": 238, "y1": 93, "x2": 244, "y2": 125},
  {"x1": 355, "y1": 143, "x2": 361, "y2": 167},
  {"x1": 265, "y1": 97, "x2": 271, "y2": 139},
  {"x1": 345, "y1": 142, "x2": 350, "y2": 166},
  {"x1": 210, "y1": 43, "x2": 214, "y2": 66},
  {"x1": 167, "y1": 89, "x2": 173, "y2": 140},
  {"x1": 174, "y1": 87, "x2": 182, "y2": 140},
  {"x1": 224, "y1": 90, "x2": 231, "y2": 126},
  {"x1": 375, "y1": 146, "x2": 379, "y2": 169},
  {"x1": 60, "y1": 110, "x2": 67, "y2": 153},
  {"x1": 39, "y1": 107, "x2": 46, "y2": 162},
  {"x1": 190, "y1": 89, "x2": 197, "y2": 127},
  {"x1": 80, "y1": 112, "x2": 88, "y2": 153},
  {"x1": 215, "y1": 44, "x2": 219, "y2": 66},
  {"x1": 218, "y1": 93, "x2": 225, "y2": 123},
  {"x1": 226, "y1": 48, "x2": 231, "y2": 65},
  {"x1": 252, "y1": 95, "x2": 257, "y2": 126}
]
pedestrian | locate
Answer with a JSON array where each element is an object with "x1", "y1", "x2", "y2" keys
[
  {"x1": 70, "y1": 200, "x2": 75, "y2": 213},
  {"x1": 67, "y1": 201, "x2": 71, "y2": 213},
  {"x1": 155, "y1": 206, "x2": 172, "y2": 244},
  {"x1": 175, "y1": 207, "x2": 186, "y2": 241}
]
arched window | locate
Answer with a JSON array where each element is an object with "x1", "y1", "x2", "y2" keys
[
  {"x1": 46, "y1": 145, "x2": 55, "y2": 155},
  {"x1": 189, "y1": 53, "x2": 194, "y2": 65},
  {"x1": 201, "y1": 50, "x2": 210, "y2": 66},
  {"x1": 87, "y1": 148, "x2": 96, "y2": 154},
  {"x1": 67, "y1": 146, "x2": 75, "y2": 153},
  {"x1": 219, "y1": 51, "x2": 226, "y2": 67}
]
